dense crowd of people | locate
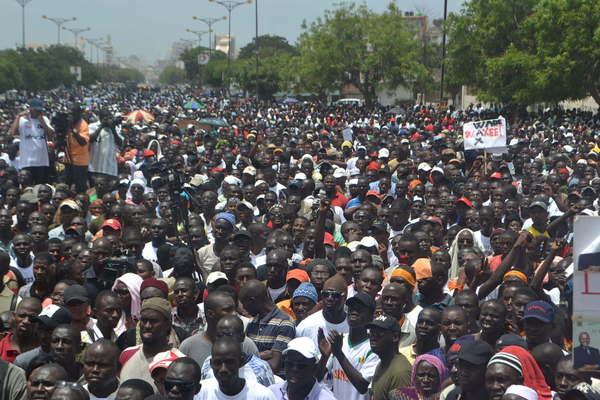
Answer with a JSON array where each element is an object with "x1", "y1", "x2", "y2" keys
[{"x1": 0, "y1": 85, "x2": 596, "y2": 400}]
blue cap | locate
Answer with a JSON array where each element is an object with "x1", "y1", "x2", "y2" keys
[
  {"x1": 214, "y1": 212, "x2": 236, "y2": 227},
  {"x1": 523, "y1": 300, "x2": 554, "y2": 323},
  {"x1": 293, "y1": 282, "x2": 318, "y2": 304},
  {"x1": 29, "y1": 98, "x2": 45, "y2": 112}
]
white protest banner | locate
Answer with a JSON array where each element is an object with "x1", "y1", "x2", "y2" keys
[
  {"x1": 463, "y1": 116, "x2": 507, "y2": 150},
  {"x1": 573, "y1": 216, "x2": 600, "y2": 370}
]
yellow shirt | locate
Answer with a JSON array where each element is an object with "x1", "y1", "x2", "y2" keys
[{"x1": 526, "y1": 226, "x2": 550, "y2": 238}]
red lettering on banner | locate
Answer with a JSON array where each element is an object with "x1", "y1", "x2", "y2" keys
[{"x1": 582, "y1": 272, "x2": 600, "y2": 295}]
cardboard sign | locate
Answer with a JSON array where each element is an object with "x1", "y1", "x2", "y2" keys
[{"x1": 463, "y1": 117, "x2": 507, "y2": 150}]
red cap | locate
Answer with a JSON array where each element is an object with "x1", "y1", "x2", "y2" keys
[
  {"x1": 101, "y1": 218, "x2": 122, "y2": 231},
  {"x1": 143, "y1": 149, "x2": 155, "y2": 157},
  {"x1": 367, "y1": 161, "x2": 380, "y2": 171},
  {"x1": 140, "y1": 278, "x2": 169, "y2": 297},
  {"x1": 558, "y1": 168, "x2": 569, "y2": 174},
  {"x1": 489, "y1": 172, "x2": 502, "y2": 179},
  {"x1": 455, "y1": 197, "x2": 474, "y2": 208},
  {"x1": 366, "y1": 190, "x2": 381, "y2": 199},
  {"x1": 412, "y1": 133, "x2": 421, "y2": 141},
  {"x1": 323, "y1": 232, "x2": 336, "y2": 247},
  {"x1": 286, "y1": 269, "x2": 310, "y2": 283},
  {"x1": 170, "y1": 139, "x2": 182, "y2": 146}
]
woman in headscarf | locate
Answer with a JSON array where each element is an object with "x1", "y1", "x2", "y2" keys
[
  {"x1": 112, "y1": 272, "x2": 143, "y2": 334},
  {"x1": 389, "y1": 354, "x2": 448, "y2": 400},
  {"x1": 127, "y1": 177, "x2": 149, "y2": 205},
  {"x1": 485, "y1": 345, "x2": 552, "y2": 400},
  {"x1": 448, "y1": 228, "x2": 484, "y2": 280}
]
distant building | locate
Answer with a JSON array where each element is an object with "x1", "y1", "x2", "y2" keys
[{"x1": 215, "y1": 34, "x2": 236, "y2": 58}]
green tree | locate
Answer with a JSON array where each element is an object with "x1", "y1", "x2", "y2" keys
[
  {"x1": 295, "y1": 2, "x2": 427, "y2": 106},
  {"x1": 180, "y1": 48, "x2": 227, "y2": 85},
  {"x1": 528, "y1": 0, "x2": 600, "y2": 105},
  {"x1": 237, "y1": 35, "x2": 297, "y2": 59},
  {"x1": 0, "y1": 58, "x2": 22, "y2": 92},
  {"x1": 159, "y1": 65, "x2": 186, "y2": 85}
]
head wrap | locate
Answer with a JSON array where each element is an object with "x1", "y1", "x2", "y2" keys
[
  {"x1": 141, "y1": 297, "x2": 172, "y2": 322},
  {"x1": 293, "y1": 282, "x2": 318, "y2": 304},
  {"x1": 214, "y1": 212, "x2": 236, "y2": 227},
  {"x1": 413, "y1": 258, "x2": 433, "y2": 280},
  {"x1": 491, "y1": 346, "x2": 552, "y2": 400},
  {"x1": 112, "y1": 273, "x2": 143, "y2": 319},
  {"x1": 504, "y1": 270, "x2": 528, "y2": 283},
  {"x1": 504, "y1": 385, "x2": 538, "y2": 400},
  {"x1": 411, "y1": 354, "x2": 448, "y2": 394},
  {"x1": 391, "y1": 267, "x2": 416, "y2": 287}
]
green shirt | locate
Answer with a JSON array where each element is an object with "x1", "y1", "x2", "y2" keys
[{"x1": 371, "y1": 353, "x2": 412, "y2": 400}]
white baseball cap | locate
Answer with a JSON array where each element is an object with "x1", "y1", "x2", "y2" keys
[
  {"x1": 282, "y1": 337, "x2": 319, "y2": 362},
  {"x1": 418, "y1": 162, "x2": 432, "y2": 172},
  {"x1": 378, "y1": 148, "x2": 390, "y2": 158}
]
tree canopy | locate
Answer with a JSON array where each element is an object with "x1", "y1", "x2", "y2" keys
[
  {"x1": 446, "y1": 0, "x2": 600, "y2": 106},
  {"x1": 0, "y1": 45, "x2": 145, "y2": 92}
]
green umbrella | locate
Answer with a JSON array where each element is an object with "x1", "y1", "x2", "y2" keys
[{"x1": 183, "y1": 101, "x2": 205, "y2": 110}]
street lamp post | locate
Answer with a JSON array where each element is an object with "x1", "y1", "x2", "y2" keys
[
  {"x1": 15, "y1": 0, "x2": 32, "y2": 48},
  {"x1": 63, "y1": 26, "x2": 90, "y2": 49},
  {"x1": 254, "y1": 0, "x2": 259, "y2": 99},
  {"x1": 186, "y1": 28, "x2": 208, "y2": 47},
  {"x1": 208, "y1": 0, "x2": 251, "y2": 69},
  {"x1": 192, "y1": 16, "x2": 226, "y2": 57},
  {"x1": 440, "y1": 0, "x2": 448, "y2": 102},
  {"x1": 42, "y1": 15, "x2": 76, "y2": 44}
]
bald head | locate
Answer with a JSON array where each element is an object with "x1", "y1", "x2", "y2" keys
[
  {"x1": 323, "y1": 274, "x2": 348, "y2": 294},
  {"x1": 239, "y1": 279, "x2": 269, "y2": 301},
  {"x1": 532, "y1": 342, "x2": 564, "y2": 368},
  {"x1": 84, "y1": 338, "x2": 119, "y2": 365},
  {"x1": 17, "y1": 297, "x2": 42, "y2": 312}
]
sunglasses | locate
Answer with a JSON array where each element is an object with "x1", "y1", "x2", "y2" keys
[
  {"x1": 321, "y1": 290, "x2": 342, "y2": 300},
  {"x1": 164, "y1": 379, "x2": 196, "y2": 393}
]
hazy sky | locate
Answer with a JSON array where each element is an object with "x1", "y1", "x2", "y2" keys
[{"x1": 1, "y1": 0, "x2": 462, "y2": 64}]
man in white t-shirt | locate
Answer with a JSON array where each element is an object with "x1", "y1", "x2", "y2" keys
[
  {"x1": 318, "y1": 292, "x2": 380, "y2": 400},
  {"x1": 196, "y1": 337, "x2": 275, "y2": 400},
  {"x1": 296, "y1": 275, "x2": 349, "y2": 347},
  {"x1": 9, "y1": 98, "x2": 54, "y2": 184}
]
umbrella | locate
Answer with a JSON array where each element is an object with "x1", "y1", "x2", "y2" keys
[
  {"x1": 282, "y1": 97, "x2": 299, "y2": 104},
  {"x1": 126, "y1": 110, "x2": 155, "y2": 123},
  {"x1": 184, "y1": 101, "x2": 205, "y2": 110},
  {"x1": 197, "y1": 117, "x2": 229, "y2": 127}
]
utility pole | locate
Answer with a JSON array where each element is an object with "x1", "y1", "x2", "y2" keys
[
  {"x1": 207, "y1": 0, "x2": 250, "y2": 69},
  {"x1": 186, "y1": 28, "x2": 208, "y2": 47},
  {"x1": 63, "y1": 26, "x2": 90, "y2": 49},
  {"x1": 254, "y1": 0, "x2": 259, "y2": 99},
  {"x1": 192, "y1": 16, "x2": 226, "y2": 57},
  {"x1": 15, "y1": 0, "x2": 33, "y2": 48},
  {"x1": 440, "y1": 0, "x2": 448, "y2": 102},
  {"x1": 42, "y1": 15, "x2": 76, "y2": 44}
]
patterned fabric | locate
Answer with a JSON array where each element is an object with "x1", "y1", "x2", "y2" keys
[
  {"x1": 171, "y1": 306, "x2": 205, "y2": 337},
  {"x1": 201, "y1": 352, "x2": 275, "y2": 387},
  {"x1": 246, "y1": 306, "x2": 295, "y2": 352}
]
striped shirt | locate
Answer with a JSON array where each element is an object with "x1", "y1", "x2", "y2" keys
[{"x1": 246, "y1": 306, "x2": 295, "y2": 353}]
